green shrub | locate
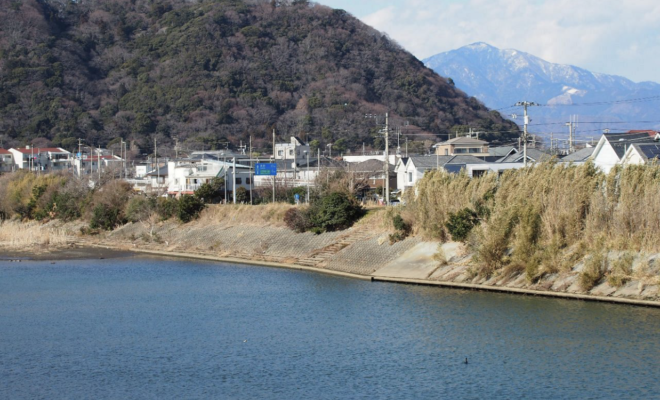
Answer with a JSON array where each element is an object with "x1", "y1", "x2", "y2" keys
[
  {"x1": 445, "y1": 207, "x2": 479, "y2": 242},
  {"x1": 194, "y1": 177, "x2": 224, "y2": 204},
  {"x1": 90, "y1": 204, "x2": 123, "y2": 231},
  {"x1": 125, "y1": 196, "x2": 156, "y2": 223},
  {"x1": 157, "y1": 197, "x2": 179, "y2": 220},
  {"x1": 389, "y1": 214, "x2": 411, "y2": 244},
  {"x1": 178, "y1": 194, "x2": 205, "y2": 223},
  {"x1": 308, "y1": 192, "x2": 363, "y2": 232}
]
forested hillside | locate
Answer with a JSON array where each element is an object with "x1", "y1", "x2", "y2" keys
[{"x1": 0, "y1": 0, "x2": 518, "y2": 155}]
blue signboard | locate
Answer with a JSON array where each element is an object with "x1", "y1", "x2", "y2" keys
[{"x1": 255, "y1": 163, "x2": 277, "y2": 176}]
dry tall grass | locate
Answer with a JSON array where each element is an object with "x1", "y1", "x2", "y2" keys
[
  {"x1": 200, "y1": 203, "x2": 293, "y2": 227},
  {"x1": 0, "y1": 221, "x2": 71, "y2": 248},
  {"x1": 408, "y1": 162, "x2": 660, "y2": 279}
]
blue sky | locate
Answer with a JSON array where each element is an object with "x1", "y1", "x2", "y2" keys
[{"x1": 315, "y1": 0, "x2": 660, "y2": 83}]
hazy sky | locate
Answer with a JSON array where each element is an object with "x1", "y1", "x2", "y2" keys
[{"x1": 315, "y1": 0, "x2": 660, "y2": 83}]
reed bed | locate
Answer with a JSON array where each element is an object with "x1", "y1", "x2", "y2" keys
[
  {"x1": 0, "y1": 220, "x2": 71, "y2": 248},
  {"x1": 201, "y1": 202, "x2": 293, "y2": 227},
  {"x1": 407, "y1": 162, "x2": 660, "y2": 280}
]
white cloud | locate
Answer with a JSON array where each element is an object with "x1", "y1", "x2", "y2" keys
[{"x1": 353, "y1": 0, "x2": 660, "y2": 82}]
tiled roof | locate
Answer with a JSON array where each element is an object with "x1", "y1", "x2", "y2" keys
[
  {"x1": 488, "y1": 146, "x2": 518, "y2": 157},
  {"x1": 603, "y1": 132, "x2": 656, "y2": 158},
  {"x1": 561, "y1": 147, "x2": 595, "y2": 162},
  {"x1": 0, "y1": 149, "x2": 11, "y2": 154},
  {"x1": 632, "y1": 143, "x2": 660, "y2": 161},
  {"x1": 12, "y1": 147, "x2": 69, "y2": 154},
  {"x1": 499, "y1": 149, "x2": 552, "y2": 163},
  {"x1": 409, "y1": 155, "x2": 487, "y2": 170},
  {"x1": 435, "y1": 137, "x2": 488, "y2": 146}
]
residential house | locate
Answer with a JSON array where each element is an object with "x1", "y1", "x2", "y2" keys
[
  {"x1": 167, "y1": 159, "x2": 252, "y2": 199},
  {"x1": 274, "y1": 137, "x2": 310, "y2": 162},
  {"x1": 486, "y1": 146, "x2": 518, "y2": 162},
  {"x1": 620, "y1": 143, "x2": 660, "y2": 166},
  {"x1": 590, "y1": 132, "x2": 657, "y2": 173},
  {"x1": 560, "y1": 147, "x2": 595, "y2": 165},
  {"x1": 433, "y1": 137, "x2": 489, "y2": 157},
  {"x1": 9, "y1": 147, "x2": 71, "y2": 172},
  {"x1": 397, "y1": 155, "x2": 488, "y2": 194},
  {"x1": 0, "y1": 149, "x2": 14, "y2": 173},
  {"x1": 498, "y1": 148, "x2": 553, "y2": 164},
  {"x1": 346, "y1": 159, "x2": 397, "y2": 193},
  {"x1": 72, "y1": 154, "x2": 123, "y2": 176}
]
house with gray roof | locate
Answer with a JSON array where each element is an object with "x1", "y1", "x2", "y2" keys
[
  {"x1": 591, "y1": 132, "x2": 658, "y2": 173},
  {"x1": 398, "y1": 155, "x2": 489, "y2": 194},
  {"x1": 620, "y1": 143, "x2": 660, "y2": 167},
  {"x1": 498, "y1": 148, "x2": 553, "y2": 164},
  {"x1": 560, "y1": 147, "x2": 595, "y2": 165}
]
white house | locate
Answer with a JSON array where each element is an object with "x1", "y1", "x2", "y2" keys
[
  {"x1": 590, "y1": 132, "x2": 657, "y2": 173},
  {"x1": 274, "y1": 137, "x2": 310, "y2": 162},
  {"x1": 72, "y1": 154, "x2": 123, "y2": 176},
  {"x1": 0, "y1": 149, "x2": 14, "y2": 173},
  {"x1": 620, "y1": 143, "x2": 660, "y2": 167},
  {"x1": 167, "y1": 159, "x2": 252, "y2": 199},
  {"x1": 9, "y1": 147, "x2": 71, "y2": 172}
]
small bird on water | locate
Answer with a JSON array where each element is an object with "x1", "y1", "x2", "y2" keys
[{"x1": 464, "y1": 358, "x2": 468, "y2": 364}]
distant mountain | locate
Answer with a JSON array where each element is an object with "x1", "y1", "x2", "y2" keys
[
  {"x1": 0, "y1": 1, "x2": 518, "y2": 155},
  {"x1": 424, "y1": 43, "x2": 660, "y2": 136}
]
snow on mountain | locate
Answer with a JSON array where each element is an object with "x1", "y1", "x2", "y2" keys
[{"x1": 424, "y1": 43, "x2": 660, "y2": 134}]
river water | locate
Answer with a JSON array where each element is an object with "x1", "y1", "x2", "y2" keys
[{"x1": 1, "y1": 256, "x2": 659, "y2": 399}]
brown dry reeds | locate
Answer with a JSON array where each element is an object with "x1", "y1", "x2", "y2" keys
[
  {"x1": 0, "y1": 220, "x2": 70, "y2": 248},
  {"x1": 201, "y1": 202, "x2": 293, "y2": 227},
  {"x1": 408, "y1": 161, "x2": 660, "y2": 278}
]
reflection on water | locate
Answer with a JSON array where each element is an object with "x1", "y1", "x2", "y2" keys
[{"x1": 1, "y1": 257, "x2": 659, "y2": 399}]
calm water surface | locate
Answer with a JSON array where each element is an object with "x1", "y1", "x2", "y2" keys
[{"x1": 1, "y1": 256, "x2": 659, "y2": 399}]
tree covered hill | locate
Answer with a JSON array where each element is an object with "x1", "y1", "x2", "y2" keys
[{"x1": 0, "y1": 0, "x2": 518, "y2": 155}]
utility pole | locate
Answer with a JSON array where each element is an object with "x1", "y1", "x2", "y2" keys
[
  {"x1": 515, "y1": 101, "x2": 538, "y2": 167},
  {"x1": 232, "y1": 157, "x2": 236, "y2": 204},
  {"x1": 566, "y1": 115, "x2": 577, "y2": 153},
  {"x1": 384, "y1": 112, "x2": 390, "y2": 206},
  {"x1": 154, "y1": 137, "x2": 159, "y2": 194},
  {"x1": 249, "y1": 136, "x2": 253, "y2": 205}
]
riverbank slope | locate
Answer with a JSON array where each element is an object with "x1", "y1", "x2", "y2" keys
[{"x1": 2, "y1": 206, "x2": 659, "y2": 306}]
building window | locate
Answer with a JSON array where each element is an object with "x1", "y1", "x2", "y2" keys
[
  {"x1": 468, "y1": 148, "x2": 480, "y2": 154},
  {"x1": 236, "y1": 177, "x2": 242, "y2": 184},
  {"x1": 246, "y1": 177, "x2": 251, "y2": 184},
  {"x1": 444, "y1": 149, "x2": 449, "y2": 155},
  {"x1": 289, "y1": 149, "x2": 294, "y2": 156},
  {"x1": 408, "y1": 172, "x2": 413, "y2": 182},
  {"x1": 277, "y1": 150, "x2": 283, "y2": 156}
]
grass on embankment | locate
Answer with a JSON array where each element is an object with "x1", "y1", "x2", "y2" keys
[
  {"x1": 0, "y1": 220, "x2": 70, "y2": 248},
  {"x1": 403, "y1": 161, "x2": 660, "y2": 288}
]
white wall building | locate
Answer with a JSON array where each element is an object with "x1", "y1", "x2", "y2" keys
[
  {"x1": 274, "y1": 137, "x2": 310, "y2": 161},
  {"x1": 167, "y1": 159, "x2": 252, "y2": 198},
  {"x1": 72, "y1": 154, "x2": 122, "y2": 176},
  {"x1": 0, "y1": 149, "x2": 14, "y2": 173},
  {"x1": 9, "y1": 147, "x2": 71, "y2": 172}
]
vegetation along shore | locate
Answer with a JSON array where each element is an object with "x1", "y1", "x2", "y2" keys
[{"x1": 2, "y1": 161, "x2": 660, "y2": 307}]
